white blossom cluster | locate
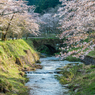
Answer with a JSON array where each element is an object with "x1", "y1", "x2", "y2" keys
[{"x1": 0, "y1": 0, "x2": 40, "y2": 40}]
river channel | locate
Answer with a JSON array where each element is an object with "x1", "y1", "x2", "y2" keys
[{"x1": 25, "y1": 56, "x2": 81, "y2": 95}]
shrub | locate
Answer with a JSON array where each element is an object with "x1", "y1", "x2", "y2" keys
[{"x1": 65, "y1": 55, "x2": 81, "y2": 62}]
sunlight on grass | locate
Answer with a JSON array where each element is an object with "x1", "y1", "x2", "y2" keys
[{"x1": 0, "y1": 39, "x2": 39, "y2": 95}]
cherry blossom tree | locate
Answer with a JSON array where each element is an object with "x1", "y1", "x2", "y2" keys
[
  {"x1": 19, "y1": 13, "x2": 40, "y2": 40},
  {"x1": 39, "y1": 8, "x2": 61, "y2": 37},
  {"x1": 58, "y1": 0, "x2": 95, "y2": 39},
  {"x1": 0, "y1": 0, "x2": 39, "y2": 41},
  {"x1": 54, "y1": 0, "x2": 95, "y2": 59}
]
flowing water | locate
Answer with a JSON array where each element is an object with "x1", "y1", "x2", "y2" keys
[{"x1": 25, "y1": 57, "x2": 81, "y2": 95}]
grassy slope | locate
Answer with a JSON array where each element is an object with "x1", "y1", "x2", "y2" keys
[
  {"x1": 56, "y1": 63, "x2": 95, "y2": 95},
  {"x1": 0, "y1": 39, "x2": 39, "y2": 95},
  {"x1": 88, "y1": 50, "x2": 95, "y2": 58}
]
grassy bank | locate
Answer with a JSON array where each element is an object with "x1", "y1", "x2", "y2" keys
[
  {"x1": 88, "y1": 50, "x2": 95, "y2": 58},
  {"x1": 65, "y1": 55, "x2": 81, "y2": 62},
  {"x1": 0, "y1": 39, "x2": 39, "y2": 95},
  {"x1": 56, "y1": 63, "x2": 95, "y2": 95}
]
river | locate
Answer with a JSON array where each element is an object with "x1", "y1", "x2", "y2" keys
[{"x1": 25, "y1": 56, "x2": 81, "y2": 95}]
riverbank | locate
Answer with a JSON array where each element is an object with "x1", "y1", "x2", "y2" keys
[
  {"x1": 56, "y1": 63, "x2": 95, "y2": 95},
  {"x1": 0, "y1": 39, "x2": 40, "y2": 95}
]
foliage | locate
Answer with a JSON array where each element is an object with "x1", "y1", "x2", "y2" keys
[
  {"x1": 53, "y1": 0, "x2": 95, "y2": 59},
  {"x1": 88, "y1": 50, "x2": 95, "y2": 58},
  {"x1": 90, "y1": 65, "x2": 95, "y2": 69},
  {"x1": 29, "y1": 37, "x2": 61, "y2": 55},
  {"x1": 65, "y1": 55, "x2": 81, "y2": 62},
  {"x1": 39, "y1": 11, "x2": 61, "y2": 36},
  {"x1": 58, "y1": 0, "x2": 95, "y2": 38},
  {"x1": 37, "y1": 45, "x2": 50, "y2": 54},
  {"x1": 27, "y1": 0, "x2": 61, "y2": 13},
  {"x1": 59, "y1": 36, "x2": 95, "y2": 60},
  {"x1": 0, "y1": 0, "x2": 40, "y2": 41}
]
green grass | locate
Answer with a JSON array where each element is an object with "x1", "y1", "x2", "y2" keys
[
  {"x1": 27, "y1": 37, "x2": 59, "y2": 40},
  {"x1": 83, "y1": 38, "x2": 90, "y2": 43},
  {"x1": 68, "y1": 47, "x2": 83, "y2": 52},
  {"x1": 0, "y1": 39, "x2": 39, "y2": 95},
  {"x1": 88, "y1": 50, "x2": 95, "y2": 58},
  {"x1": 65, "y1": 55, "x2": 81, "y2": 62},
  {"x1": 56, "y1": 63, "x2": 95, "y2": 95},
  {"x1": 83, "y1": 48, "x2": 89, "y2": 52},
  {"x1": 23, "y1": 39, "x2": 35, "y2": 49},
  {"x1": 0, "y1": 39, "x2": 36, "y2": 58}
]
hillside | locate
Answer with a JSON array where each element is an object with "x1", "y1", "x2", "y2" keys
[
  {"x1": 0, "y1": 39, "x2": 39, "y2": 95},
  {"x1": 27, "y1": 0, "x2": 61, "y2": 13}
]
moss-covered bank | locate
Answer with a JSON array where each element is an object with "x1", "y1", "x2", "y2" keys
[
  {"x1": 56, "y1": 63, "x2": 95, "y2": 95},
  {"x1": 0, "y1": 39, "x2": 39, "y2": 95}
]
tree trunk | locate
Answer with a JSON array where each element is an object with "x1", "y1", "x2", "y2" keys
[
  {"x1": 26, "y1": 34, "x2": 28, "y2": 40},
  {"x1": 12, "y1": 37, "x2": 14, "y2": 40},
  {"x1": 26, "y1": 35, "x2": 28, "y2": 40},
  {"x1": 16, "y1": 36, "x2": 17, "y2": 40},
  {"x1": 1, "y1": 32, "x2": 7, "y2": 41},
  {"x1": 12, "y1": 33, "x2": 14, "y2": 40},
  {"x1": 2, "y1": 14, "x2": 15, "y2": 41}
]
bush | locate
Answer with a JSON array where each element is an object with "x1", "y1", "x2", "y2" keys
[
  {"x1": 90, "y1": 65, "x2": 95, "y2": 69},
  {"x1": 65, "y1": 55, "x2": 81, "y2": 62}
]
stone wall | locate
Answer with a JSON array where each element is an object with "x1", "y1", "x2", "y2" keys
[{"x1": 83, "y1": 55, "x2": 95, "y2": 65}]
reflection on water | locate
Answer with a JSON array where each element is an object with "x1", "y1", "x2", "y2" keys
[{"x1": 25, "y1": 57, "x2": 81, "y2": 95}]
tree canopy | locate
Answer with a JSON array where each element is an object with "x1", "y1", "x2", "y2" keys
[
  {"x1": 0, "y1": 0, "x2": 40, "y2": 41},
  {"x1": 27, "y1": 0, "x2": 61, "y2": 13}
]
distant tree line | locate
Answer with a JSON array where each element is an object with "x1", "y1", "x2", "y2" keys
[{"x1": 27, "y1": 0, "x2": 61, "y2": 13}]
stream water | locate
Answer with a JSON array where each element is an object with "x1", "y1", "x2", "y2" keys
[{"x1": 25, "y1": 57, "x2": 81, "y2": 95}]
